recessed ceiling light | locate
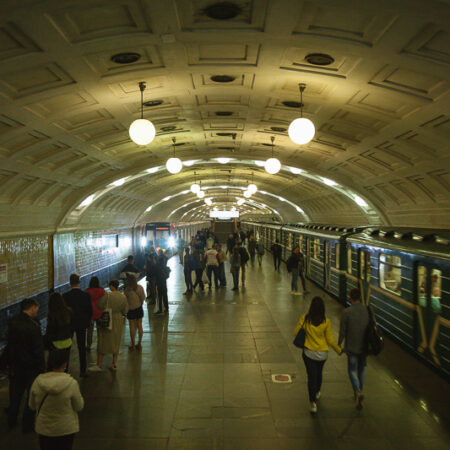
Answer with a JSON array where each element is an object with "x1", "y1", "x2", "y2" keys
[
  {"x1": 110, "y1": 52, "x2": 141, "y2": 64},
  {"x1": 143, "y1": 100, "x2": 163, "y2": 107},
  {"x1": 204, "y1": 2, "x2": 241, "y2": 20},
  {"x1": 210, "y1": 75, "x2": 235, "y2": 83},
  {"x1": 282, "y1": 101, "x2": 302, "y2": 108},
  {"x1": 305, "y1": 53, "x2": 334, "y2": 66}
]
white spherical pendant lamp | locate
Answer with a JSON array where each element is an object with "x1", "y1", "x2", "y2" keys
[
  {"x1": 129, "y1": 82, "x2": 156, "y2": 146},
  {"x1": 288, "y1": 117, "x2": 315, "y2": 145},
  {"x1": 166, "y1": 157, "x2": 182, "y2": 174},
  {"x1": 197, "y1": 190, "x2": 205, "y2": 199},
  {"x1": 243, "y1": 189, "x2": 252, "y2": 198},
  {"x1": 190, "y1": 183, "x2": 200, "y2": 194},
  {"x1": 247, "y1": 183, "x2": 257, "y2": 194},
  {"x1": 288, "y1": 83, "x2": 315, "y2": 145},
  {"x1": 265, "y1": 157, "x2": 281, "y2": 175}
]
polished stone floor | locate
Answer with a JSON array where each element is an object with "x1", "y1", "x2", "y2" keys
[{"x1": 1, "y1": 255, "x2": 449, "y2": 449}]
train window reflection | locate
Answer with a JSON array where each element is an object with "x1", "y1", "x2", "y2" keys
[
  {"x1": 380, "y1": 254, "x2": 401, "y2": 295},
  {"x1": 418, "y1": 266, "x2": 427, "y2": 307},
  {"x1": 347, "y1": 247, "x2": 352, "y2": 274},
  {"x1": 431, "y1": 269, "x2": 442, "y2": 313},
  {"x1": 335, "y1": 243, "x2": 340, "y2": 269},
  {"x1": 360, "y1": 250, "x2": 365, "y2": 280},
  {"x1": 313, "y1": 238, "x2": 320, "y2": 260}
]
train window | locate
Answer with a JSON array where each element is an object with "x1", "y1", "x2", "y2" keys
[
  {"x1": 299, "y1": 235, "x2": 303, "y2": 252},
  {"x1": 360, "y1": 250, "x2": 365, "y2": 280},
  {"x1": 379, "y1": 254, "x2": 401, "y2": 295},
  {"x1": 313, "y1": 238, "x2": 320, "y2": 259},
  {"x1": 431, "y1": 269, "x2": 442, "y2": 313},
  {"x1": 335, "y1": 243, "x2": 340, "y2": 269},
  {"x1": 347, "y1": 247, "x2": 352, "y2": 274},
  {"x1": 418, "y1": 266, "x2": 427, "y2": 308}
]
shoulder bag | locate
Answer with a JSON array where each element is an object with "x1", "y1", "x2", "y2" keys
[
  {"x1": 293, "y1": 317, "x2": 307, "y2": 348},
  {"x1": 97, "y1": 294, "x2": 112, "y2": 330}
]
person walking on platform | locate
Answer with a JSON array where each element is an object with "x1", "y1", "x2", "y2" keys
[
  {"x1": 154, "y1": 250, "x2": 169, "y2": 314},
  {"x1": 182, "y1": 247, "x2": 195, "y2": 294},
  {"x1": 248, "y1": 236, "x2": 257, "y2": 266},
  {"x1": 3, "y1": 298, "x2": 45, "y2": 432},
  {"x1": 226, "y1": 234, "x2": 235, "y2": 255},
  {"x1": 63, "y1": 274, "x2": 92, "y2": 378},
  {"x1": 217, "y1": 244, "x2": 227, "y2": 287},
  {"x1": 124, "y1": 275, "x2": 146, "y2": 350},
  {"x1": 294, "y1": 296, "x2": 342, "y2": 414},
  {"x1": 85, "y1": 277, "x2": 105, "y2": 351},
  {"x1": 44, "y1": 293, "x2": 73, "y2": 360},
  {"x1": 89, "y1": 280, "x2": 128, "y2": 372},
  {"x1": 144, "y1": 249, "x2": 158, "y2": 304},
  {"x1": 286, "y1": 246, "x2": 303, "y2": 295},
  {"x1": 271, "y1": 240, "x2": 282, "y2": 271},
  {"x1": 338, "y1": 288, "x2": 370, "y2": 410},
  {"x1": 29, "y1": 349, "x2": 84, "y2": 450},
  {"x1": 256, "y1": 237, "x2": 265, "y2": 266},
  {"x1": 205, "y1": 245, "x2": 220, "y2": 289},
  {"x1": 238, "y1": 242, "x2": 250, "y2": 287},
  {"x1": 230, "y1": 247, "x2": 241, "y2": 290},
  {"x1": 192, "y1": 245, "x2": 205, "y2": 291}
]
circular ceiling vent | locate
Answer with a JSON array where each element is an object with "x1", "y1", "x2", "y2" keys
[
  {"x1": 204, "y1": 2, "x2": 242, "y2": 20},
  {"x1": 282, "y1": 101, "x2": 302, "y2": 108},
  {"x1": 215, "y1": 111, "x2": 233, "y2": 116},
  {"x1": 210, "y1": 75, "x2": 235, "y2": 83},
  {"x1": 144, "y1": 100, "x2": 163, "y2": 107},
  {"x1": 305, "y1": 53, "x2": 334, "y2": 66},
  {"x1": 271, "y1": 126, "x2": 287, "y2": 132},
  {"x1": 160, "y1": 126, "x2": 176, "y2": 132},
  {"x1": 110, "y1": 52, "x2": 141, "y2": 64}
]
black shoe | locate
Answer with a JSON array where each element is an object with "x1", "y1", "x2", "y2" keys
[{"x1": 232, "y1": 287, "x2": 238, "y2": 291}]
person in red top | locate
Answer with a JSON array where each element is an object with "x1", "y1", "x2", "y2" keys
[{"x1": 85, "y1": 277, "x2": 106, "y2": 351}]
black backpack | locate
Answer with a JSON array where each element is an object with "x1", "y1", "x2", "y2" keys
[
  {"x1": 365, "y1": 307, "x2": 383, "y2": 355},
  {"x1": 240, "y1": 247, "x2": 249, "y2": 263}
]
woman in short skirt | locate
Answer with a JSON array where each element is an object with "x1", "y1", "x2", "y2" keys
[{"x1": 124, "y1": 274, "x2": 146, "y2": 350}]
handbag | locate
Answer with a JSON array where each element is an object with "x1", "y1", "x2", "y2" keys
[
  {"x1": 365, "y1": 306, "x2": 383, "y2": 355},
  {"x1": 293, "y1": 318, "x2": 307, "y2": 348},
  {"x1": 97, "y1": 294, "x2": 112, "y2": 330}
]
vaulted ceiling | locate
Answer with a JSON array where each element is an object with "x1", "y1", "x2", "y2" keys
[{"x1": 0, "y1": 0, "x2": 448, "y2": 235}]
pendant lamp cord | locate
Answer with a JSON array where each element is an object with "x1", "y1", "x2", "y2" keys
[
  {"x1": 172, "y1": 137, "x2": 176, "y2": 156},
  {"x1": 271, "y1": 136, "x2": 275, "y2": 157},
  {"x1": 139, "y1": 81, "x2": 146, "y2": 120},
  {"x1": 299, "y1": 83, "x2": 306, "y2": 119}
]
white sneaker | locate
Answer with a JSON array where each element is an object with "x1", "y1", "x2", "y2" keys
[
  {"x1": 88, "y1": 365, "x2": 102, "y2": 372},
  {"x1": 310, "y1": 402, "x2": 317, "y2": 413},
  {"x1": 316, "y1": 391, "x2": 321, "y2": 400}
]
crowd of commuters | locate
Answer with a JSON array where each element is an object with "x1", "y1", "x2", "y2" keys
[{"x1": 0, "y1": 224, "x2": 376, "y2": 448}]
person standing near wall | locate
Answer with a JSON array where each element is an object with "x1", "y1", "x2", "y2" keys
[
  {"x1": 29, "y1": 349, "x2": 84, "y2": 450},
  {"x1": 3, "y1": 298, "x2": 45, "y2": 432},
  {"x1": 271, "y1": 240, "x2": 282, "y2": 271},
  {"x1": 63, "y1": 274, "x2": 92, "y2": 378},
  {"x1": 85, "y1": 277, "x2": 105, "y2": 351}
]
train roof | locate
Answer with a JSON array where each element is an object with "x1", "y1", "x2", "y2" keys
[{"x1": 348, "y1": 227, "x2": 450, "y2": 260}]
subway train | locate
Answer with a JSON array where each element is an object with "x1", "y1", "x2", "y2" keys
[{"x1": 236, "y1": 222, "x2": 449, "y2": 379}]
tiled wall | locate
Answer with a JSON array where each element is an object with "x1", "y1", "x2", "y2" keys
[{"x1": 0, "y1": 227, "x2": 135, "y2": 341}]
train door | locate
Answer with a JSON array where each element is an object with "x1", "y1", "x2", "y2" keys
[
  {"x1": 305, "y1": 237, "x2": 311, "y2": 277},
  {"x1": 324, "y1": 241, "x2": 331, "y2": 290},
  {"x1": 415, "y1": 264, "x2": 443, "y2": 366},
  {"x1": 358, "y1": 249, "x2": 371, "y2": 304}
]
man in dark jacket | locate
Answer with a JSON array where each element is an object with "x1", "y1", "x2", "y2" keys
[
  {"x1": 145, "y1": 248, "x2": 158, "y2": 304},
  {"x1": 154, "y1": 250, "x2": 169, "y2": 314},
  {"x1": 238, "y1": 243, "x2": 249, "y2": 287},
  {"x1": 271, "y1": 240, "x2": 282, "y2": 271},
  {"x1": 4, "y1": 298, "x2": 45, "y2": 431},
  {"x1": 63, "y1": 274, "x2": 92, "y2": 377}
]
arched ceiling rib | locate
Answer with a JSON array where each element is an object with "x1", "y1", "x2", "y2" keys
[{"x1": 0, "y1": 0, "x2": 448, "y2": 235}]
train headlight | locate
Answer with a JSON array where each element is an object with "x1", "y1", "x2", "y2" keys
[{"x1": 168, "y1": 236, "x2": 176, "y2": 248}]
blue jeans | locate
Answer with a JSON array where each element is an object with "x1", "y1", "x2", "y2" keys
[
  {"x1": 347, "y1": 353, "x2": 367, "y2": 393},
  {"x1": 291, "y1": 267, "x2": 299, "y2": 291},
  {"x1": 231, "y1": 266, "x2": 240, "y2": 288}
]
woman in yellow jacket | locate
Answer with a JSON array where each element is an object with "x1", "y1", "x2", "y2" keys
[{"x1": 294, "y1": 296, "x2": 342, "y2": 413}]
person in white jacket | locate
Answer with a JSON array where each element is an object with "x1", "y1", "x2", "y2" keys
[{"x1": 29, "y1": 349, "x2": 84, "y2": 450}]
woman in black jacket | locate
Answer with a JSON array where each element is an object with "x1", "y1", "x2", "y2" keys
[{"x1": 45, "y1": 293, "x2": 73, "y2": 357}]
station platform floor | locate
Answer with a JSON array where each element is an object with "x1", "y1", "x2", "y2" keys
[{"x1": 1, "y1": 254, "x2": 449, "y2": 449}]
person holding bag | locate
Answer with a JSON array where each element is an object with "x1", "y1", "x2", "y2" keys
[
  {"x1": 88, "y1": 280, "x2": 128, "y2": 372},
  {"x1": 29, "y1": 349, "x2": 84, "y2": 450},
  {"x1": 293, "y1": 296, "x2": 342, "y2": 413}
]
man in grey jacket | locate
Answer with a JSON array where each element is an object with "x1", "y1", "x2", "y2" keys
[{"x1": 339, "y1": 288, "x2": 370, "y2": 410}]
